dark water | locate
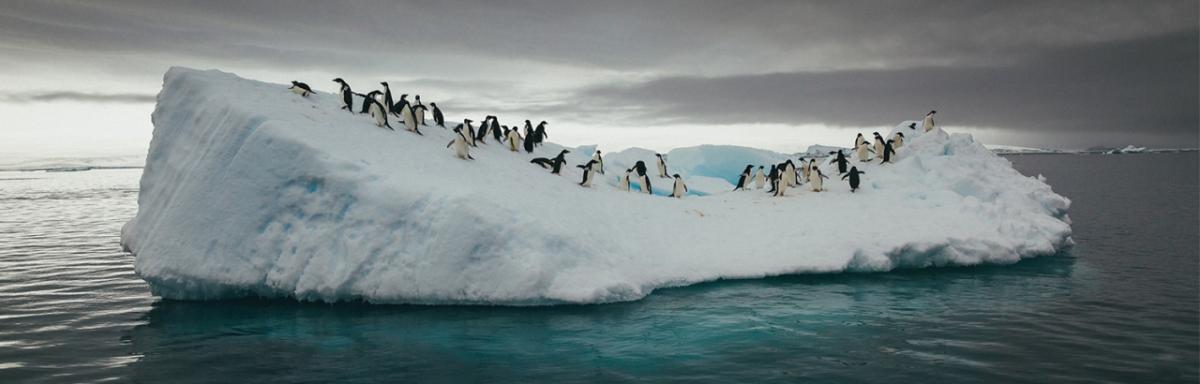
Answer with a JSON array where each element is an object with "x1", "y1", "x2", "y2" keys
[{"x1": 0, "y1": 153, "x2": 1196, "y2": 383}]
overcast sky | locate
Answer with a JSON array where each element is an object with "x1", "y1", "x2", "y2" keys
[{"x1": 0, "y1": 0, "x2": 1196, "y2": 161}]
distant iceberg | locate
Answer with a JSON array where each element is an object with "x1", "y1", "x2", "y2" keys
[{"x1": 121, "y1": 68, "x2": 1073, "y2": 305}]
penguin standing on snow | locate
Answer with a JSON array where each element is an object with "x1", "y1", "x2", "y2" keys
[
  {"x1": 431, "y1": 102, "x2": 445, "y2": 127},
  {"x1": 829, "y1": 150, "x2": 851, "y2": 174},
  {"x1": 733, "y1": 165, "x2": 753, "y2": 191},
  {"x1": 773, "y1": 166, "x2": 791, "y2": 197},
  {"x1": 873, "y1": 132, "x2": 885, "y2": 160},
  {"x1": 474, "y1": 117, "x2": 490, "y2": 144},
  {"x1": 333, "y1": 78, "x2": 354, "y2": 113},
  {"x1": 289, "y1": 81, "x2": 314, "y2": 97},
  {"x1": 356, "y1": 90, "x2": 381, "y2": 114},
  {"x1": 799, "y1": 157, "x2": 811, "y2": 183},
  {"x1": 464, "y1": 119, "x2": 478, "y2": 147},
  {"x1": 855, "y1": 133, "x2": 867, "y2": 151},
  {"x1": 390, "y1": 94, "x2": 409, "y2": 116},
  {"x1": 413, "y1": 95, "x2": 426, "y2": 125},
  {"x1": 753, "y1": 166, "x2": 766, "y2": 189},
  {"x1": 671, "y1": 174, "x2": 688, "y2": 198},
  {"x1": 856, "y1": 140, "x2": 874, "y2": 162},
  {"x1": 523, "y1": 120, "x2": 534, "y2": 141},
  {"x1": 446, "y1": 126, "x2": 473, "y2": 160},
  {"x1": 365, "y1": 95, "x2": 394, "y2": 130},
  {"x1": 842, "y1": 166, "x2": 866, "y2": 192},
  {"x1": 810, "y1": 165, "x2": 828, "y2": 192},
  {"x1": 381, "y1": 82, "x2": 394, "y2": 111},
  {"x1": 401, "y1": 102, "x2": 422, "y2": 135},
  {"x1": 633, "y1": 161, "x2": 652, "y2": 194},
  {"x1": 505, "y1": 126, "x2": 521, "y2": 152},
  {"x1": 522, "y1": 126, "x2": 535, "y2": 153},
  {"x1": 880, "y1": 140, "x2": 897, "y2": 163},
  {"x1": 578, "y1": 160, "x2": 599, "y2": 187},
  {"x1": 923, "y1": 110, "x2": 937, "y2": 132},
  {"x1": 765, "y1": 164, "x2": 779, "y2": 193},
  {"x1": 592, "y1": 150, "x2": 605, "y2": 174},
  {"x1": 619, "y1": 168, "x2": 632, "y2": 191},
  {"x1": 892, "y1": 132, "x2": 905, "y2": 149},
  {"x1": 534, "y1": 121, "x2": 549, "y2": 146},
  {"x1": 782, "y1": 160, "x2": 797, "y2": 187},
  {"x1": 655, "y1": 154, "x2": 669, "y2": 178},
  {"x1": 489, "y1": 116, "x2": 503, "y2": 142}
]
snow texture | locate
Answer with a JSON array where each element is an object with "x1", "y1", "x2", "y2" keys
[{"x1": 121, "y1": 68, "x2": 1073, "y2": 305}]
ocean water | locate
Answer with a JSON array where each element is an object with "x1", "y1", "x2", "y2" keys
[{"x1": 0, "y1": 153, "x2": 1196, "y2": 383}]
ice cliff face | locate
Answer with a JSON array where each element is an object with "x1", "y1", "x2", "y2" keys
[{"x1": 121, "y1": 68, "x2": 1072, "y2": 305}]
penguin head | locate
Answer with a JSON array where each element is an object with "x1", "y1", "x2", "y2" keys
[
  {"x1": 464, "y1": 119, "x2": 473, "y2": 123},
  {"x1": 380, "y1": 81, "x2": 388, "y2": 87},
  {"x1": 399, "y1": 94, "x2": 408, "y2": 99},
  {"x1": 908, "y1": 123, "x2": 916, "y2": 129},
  {"x1": 758, "y1": 166, "x2": 764, "y2": 169},
  {"x1": 929, "y1": 110, "x2": 937, "y2": 115},
  {"x1": 655, "y1": 153, "x2": 663, "y2": 158},
  {"x1": 897, "y1": 132, "x2": 905, "y2": 137},
  {"x1": 452, "y1": 126, "x2": 462, "y2": 133},
  {"x1": 291, "y1": 81, "x2": 299, "y2": 85},
  {"x1": 332, "y1": 78, "x2": 344, "y2": 84},
  {"x1": 673, "y1": 174, "x2": 681, "y2": 179},
  {"x1": 429, "y1": 102, "x2": 437, "y2": 107},
  {"x1": 415, "y1": 95, "x2": 421, "y2": 100}
]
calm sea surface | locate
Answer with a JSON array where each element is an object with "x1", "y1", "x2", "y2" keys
[{"x1": 0, "y1": 153, "x2": 1196, "y2": 383}]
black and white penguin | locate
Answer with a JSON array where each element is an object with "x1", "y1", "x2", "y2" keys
[
  {"x1": 619, "y1": 168, "x2": 632, "y2": 191},
  {"x1": 655, "y1": 153, "x2": 669, "y2": 178},
  {"x1": 380, "y1": 82, "x2": 394, "y2": 111},
  {"x1": 578, "y1": 160, "x2": 599, "y2": 187},
  {"x1": 523, "y1": 120, "x2": 534, "y2": 139},
  {"x1": 855, "y1": 133, "x2": 867, "y2": 151},
  {"x1": 522, "y1": 126, "x2": 535, "y2": 153},
  {"x1": 529, "y1": 150, "x2": 570, "y2": 174},
  {"x1": 505, "y1": 126, "x2": 521, "y2": 152},
  {"x1": 810, "y1": 165, "x2": 828, "y2": 192},
  {"x1": 856, "y1": 140, "x2": 874, "y2": 162},
  {"x1": 872, "y1": 132, "x2": 885, "y2": 160},
  {"x1": 289, "y1": 81, "x2": 314, "y2": 97},
  {"x1": 782, "y1": 160, "x2": 797, "y2": 187},
  {"x1": 489, "y1": 117, "x2": 502, "y2": 142},
  {"x1": 923, "y1": 110, "x2": 937, "y2": 132},
  {"x1": 365, "y1": 96, "x2": 394, "y2": 130},
  {"x1": 799, "y1": 157, "x2": 811, "y2": 183},
  {"x1": 401, "y1": 103, "x2": 422, "y2": 135},
  {"x1": 474, "y1": 116, "x2": 490, "y2": 144},
  {"x1": 765, "y1": 164, "x2": 779, "y2": 193},
  {"x1": 907, "y1": 122, "x2": 917, "y2": 131},
  {"x1": 753, "y1": 166, "x2": 766, "y2": 189},
  {"x1": 591, "y1": 150, "x2": 604, "y2": 174},
  {"x1": 464, "y1": 119, "x2": 477, "y2": 147},
  {"x1": 446, "y1": 126, "x2": 473, "y2": 160},
  {"x1": 634, "y1": 161, "x2": 652, "y2": 194},
  {"x1": 333, "y1": 78, "x2": 353, "y2": 113},
  {"x1": 671, "y1": 174, "x2": 688, "y2": 198},
  {"x1": 880, "y1": 139, "x2": 897, "y2": 163},
  {"x1": 355, "y1": 90, "x2": 380, "y2": 114},
  {"x1": 390, "y1": 94, "x2": 410, "y2": 116},
  {"x1": 773, "y1": 165, "x2": 791, "y2": 197},
  {"x1": 842, "y1": 166, "x2": 866, "y2": 192},
  {"x1": 534, "y1": 121, "x2": 549, "y2": 146},
  {"x1": 413, "y1": 95, "x2": 426, "y2": 125},
  {"x1": 829, "y1": 150, "x2": 851, "y2": 174},
  {"x1": 893, "y1": 132, "x2": 905, "y2": 149},
  {"x1": 431, "y1": 103, "x2": 445, "y2": 127},
  {"x1": 733, "y1": 164, "x2": 753, "y2": 191}
]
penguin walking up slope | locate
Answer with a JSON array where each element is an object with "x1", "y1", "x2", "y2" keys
[
  {"x1": 365, "y1": 96, "x2": 394, "y2": 130},
  {"x1": 655, "y1": 154, "x2": 669, "y2": 178},
  {"x1": 431, "y1": 103, "x2": 445, "y2": 127},
  {"x1": 592, "y1": 150, "x2": 605, "y2": 174},
  {"x1": 733, "y1": 165, "x2": 753, "y2": 191},
  {"x1": 474, "y1": 117, "x2": 490, "y2": 144},
  {"x1": 390, "y1": 94, "x2": 409, "y2": 117},
  {"x1": 842, "y1": 166, "x2": 866, "y2": 192},
  {"x1": 753, "y1": 166, "x2": 766, "y2": 189},
  {"x1": 356, "y1": 90, "x2": 381, "y2": 114},
  {"x1": 464, "y1": 119, "x2": 478, "y2": 147},
  {"x1": 401, "y1": 103, "x2": 422, "y2": 135},
  {"x1": 880, "y1": 140, "x2": 897, "y2": 163},
  {"x1": 530, "y1": 150, "x2": 570, "y2": 174},
  {"x1": 288, "y1": 81, "x2": 314, "y2": 97},
  {"x1": 671, "y1": 174, "x2": 688, "y2": 198},
  {"x1": 829, "y1": 150, "x2": 851, "y2": 174},
  {"x1": 923, "y1": 110, "x2": 937, "y2": 132},
  {"x1": 578, "y1": 160, "x2": 599, "y2": 187},
  {"x1": 810, "y1": 165, "x2": 828, "y2": 192},
  {"x1": 633, "y1": 161, "x2": 652, "y2": 194},
  {"x1": 446, "y1": 126, "x2": 473, "y2": 160},
  {"x1": 534, "y1": 121, "x2": 549, "y2": 147},
  {"x1": 332, "y1": 78, "x2": 353, "y2": 113}
]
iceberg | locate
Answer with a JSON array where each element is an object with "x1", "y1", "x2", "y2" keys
[{"x1": 121, "y1": 68, "x2": 1073, "y2": 305}]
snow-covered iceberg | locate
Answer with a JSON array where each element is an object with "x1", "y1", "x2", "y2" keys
[{"x1": 121, "y1": 68, "x2": 1073, "y2": 305}]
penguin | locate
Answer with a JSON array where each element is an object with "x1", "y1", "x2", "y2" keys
[
  {"x1": 400, "y1": 103, "x2": 422, "y2": 135},
  {"x1": 592, "y1": 150, "x2": 604, "y2": 174},
  {"x1": 523, "y1": 120, "x2": 534, "y2": 140},
  {"x1": 431, "y1": 102, "x2": 445, "y2": 127},
  {"x1": 773, "y1": 167, "x2": 790, "y2": 197},
  {"x1": 856, "y1": 140, "x2": 874, "y2": 162},
  {"x1": 907, "y1": 122, "x2": 917, "y2": 131},
  {"x1": 782, "y1": 160, "x2": 797, "y2": 187},
  {"x1": 880, "y1": 139, "x2": 897, "y2": 163},
  {"x1": 489, "y1": 117, "x2": 503, "y2": 142},
  {"x1": 855, "y1": 133, "x2": 867, "y2": 151},
  {"x1": 474, "y1": 116, "x2": 490, "y2": 144},
  {"x1": 414, "y1": 95, "x2": 426, "y2": 125},
  {"x1": 872, "y1": 132, "x2": 885, "y2": 160},
  {"x1": 390, "y1": 94, "x2": 409, "y2": 116},
  {"x1": 810, "y1": 165, "x2": 828, "y2": 192},
  {"x1": 753, "y1": 166, "x2": 766, "y2": 189},
  {"x1": 893, "y1": 132, "x2": 905, "y2": 149},
  {"x1": 522, "y1": 127, "x2": 535, "y2": 153},
  {"x1": 633, "y1": 161, "x2": 652, "y2": 194},
  {"x1": 799, "y1": 157, "x2": 811, "y2": 183},
  {"x1": 923, "y1": 110, "x2": 937, "y2": 132},
  {"x1": 333, "y1": 78, "x2": 353, "y2": 113},
  {"x1": 842, "y1": 166, "x2": 866, "y2": 192},
  {"x1": 289, "y1": 81, "x2": 314, "y2": 97},
  {"x1": 412, "y1": 105, "x2": 428, "y2": 133},
  {"x1": 733, "y1": 164, "x2": 753, "y2": 191},
  {"x1": 531, "y1": 150, "x2": 570, "y2": 174},
  {"x1": 534, "y1": 121, "x2": 549, "y2": 146},
  {"x1": 380, "y1": 82, "x2": 394, "y2": 111},
  {"x1": 619, "y1": 168, "x2": 632, "y2": 191},
  {"x1": 577, "y1": 160, "x2": 599, "y2": 187},
  {"x1": 829, "y1": 150, "x2": 851, "y2": 174},
  {"x1": 671, "y1": 174, "x2": 688, "y2": 198},
  {"x1": 655, "y1": 153, "x2": 669, "y2": 178},
  {"x1": 356, "y1": 90, "x2": 380, "y2": 114},
  {"x1": 765, "y1": 164, "x2": 779, "y2": 193},
  {"x1": 446, "y1": 126, "x2": 473, "y2": 160},
  {"x1": 505, "y1": 126, "x2": 521, "y2": 152},
  {"x1": 366, "y1": 97, "x2": 394, "y2": 130},
  {"x1": 464, "y1": 119, "x2": 478, "y2": 147}
]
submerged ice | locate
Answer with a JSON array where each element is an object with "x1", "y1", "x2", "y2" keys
[{"x1": 121, "y1": 68, "x2": 1072, "y2": 305}]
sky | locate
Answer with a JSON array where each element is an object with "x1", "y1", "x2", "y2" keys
[{"x1": 0, "y1": 0, "x2": 1196, "y2": 162}]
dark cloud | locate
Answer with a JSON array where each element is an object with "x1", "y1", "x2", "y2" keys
[
  {"x1": 577, "y1": 29, "x2": 1199, "y2": 137},
  {"x1": 0, "y1": 91, "x2": 156, "y2": 103}
]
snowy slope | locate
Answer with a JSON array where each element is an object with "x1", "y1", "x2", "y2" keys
[{"x1": 121, "y1": 68, "x2": 1073, "y2": 305}]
